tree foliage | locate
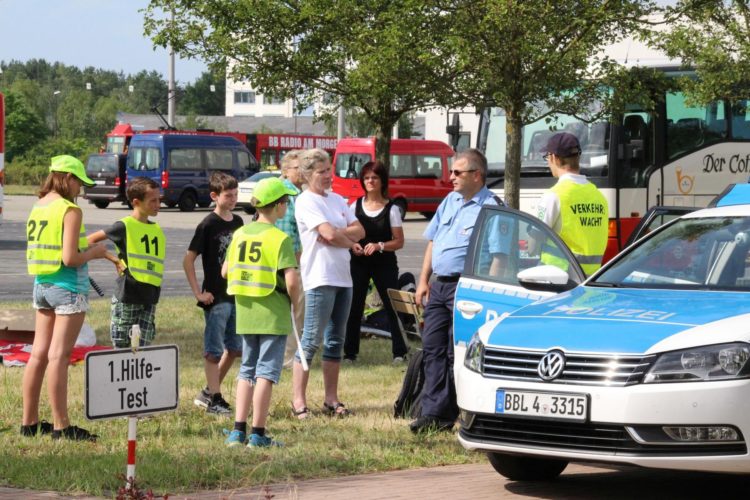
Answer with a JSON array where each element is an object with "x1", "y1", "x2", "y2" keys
[{"x1": 144, "y1": 0, "x2": 458, "y2": 167}]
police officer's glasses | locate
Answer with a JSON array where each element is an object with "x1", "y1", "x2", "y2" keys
[{"x1": 450, "y1": 169, "x2": 477, "y2": 176}]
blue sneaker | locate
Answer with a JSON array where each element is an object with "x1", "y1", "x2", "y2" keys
[
  {"x1": 248, "y1": 433, "x2": 283, "y2": 448},
  {"x1": 223, "y1": 429, "x2": 247, "y2": 448}
]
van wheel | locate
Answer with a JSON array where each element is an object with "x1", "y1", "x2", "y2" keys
[
  {"x1": 487, "y1": 453, "x2": 567, "y2": 481},
  {"x1": 198, "y1": 201, "x2": 211, "y2": 208},
  {"x1": 243, "y1": 207, "x2": 256, "y2": 215},
  {"x1": 394, "y1": 199, "x2": 407, "y2": 220},
  {"x1": 178, "y1": 191, "x2": 197, "y2": 212},
  {"x1": 93, "y1": 200, "x2": 110, "y2": 209},
  {"x1": 420, "y1": 211, "x2": 435, "y2": 220},
  {"x1": 166, "y1": 201, "x2": 177, "y2": 208}
]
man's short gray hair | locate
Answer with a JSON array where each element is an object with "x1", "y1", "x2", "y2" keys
[
  {"x1": 299, "y1": 148, "x2": 330, "y2": 181},
  {"x1": 456, "y1": 148, "x2": 488, "y2": 181},
  {"x1": 281, "y1": 149, "x2": 304, "y2": 172}
]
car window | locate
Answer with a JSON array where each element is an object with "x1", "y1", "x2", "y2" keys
[
  {"x1": 415, "y1": 155, "x2": 443, "y2": 178},
  {"x1": 469, "y1": 208, "x2": 584, "y2": 286},
  {"x1": 86, "y1": 156, "x2": 118, "y2": 174},
  {"x1": 597, "y1": 216, "x2": 750, "y2": 289},
  {"x1": 335, "y1": 153, "x2": 371, "y2": 179},
  {"x1": 128, "y1": 147, "x2": 160, "y2": 171}
]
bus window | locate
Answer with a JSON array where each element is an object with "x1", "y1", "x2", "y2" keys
[
  {"x1": 206, "y1": 149, "x2": 234, "y2": 170},
  {"x1": 260, "y1": 148, "x2": 276, "y2": 168},
  {"x1": 731, "y1": 101, "x2": 750, "y2": 140},
  {"x1": 666, "y1": 92, "x2": 726, "y2": 158},
  {"x1": 335, "y1": 153, "x2": 371, "y2": 178},
  {"x1": 415, "y1": 155, "x2": 443, "y2": 178},
  {"x1": 390, "y1": 154, "x2": 415, "y2": 178},
  {"x1": 128, "y1": 147, "x2": 160, "y2": 171}
]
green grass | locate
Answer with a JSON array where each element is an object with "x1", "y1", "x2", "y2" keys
[
  {"x1": 0, "y1": 297, "x2": 480, "y2": 496},
  {"x1": 3, "y1": 184, "x2": 37, "y2": 195}
]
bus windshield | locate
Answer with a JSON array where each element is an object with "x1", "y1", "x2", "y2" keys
[{"x1": 482, "y1": 106, "x2": 609, "y2": 179}]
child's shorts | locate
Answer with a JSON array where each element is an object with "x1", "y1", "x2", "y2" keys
[
  {"x1": 110, "y1": 297, "x2": 156, "y2": 348},
  {"x1": 32, "y1": 283, "x2": 88, "y2": 315},
  {"x1": 203, "y1": 301, "x2": 242, "y2": 362},
  {"x1": 238, "y1": 334, "x2": 287, "y2": 384}
]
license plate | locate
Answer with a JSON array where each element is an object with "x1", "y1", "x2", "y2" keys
[
  {"x1": 94, "y1": 180, "x2": 106, "y2": 185},
  {"x1": 239, "y1": 187, "x2": 252, "y2": 193},
  {"x1": 495, "y1": 389, "x2": 588, "y2": 422}
]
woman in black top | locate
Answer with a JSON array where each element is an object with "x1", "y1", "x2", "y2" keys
[{"x1": 344, "y1": 161, "x2": 407, "y2": 363}]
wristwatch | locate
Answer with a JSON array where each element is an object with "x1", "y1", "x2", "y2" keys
[{"x1": 378, "y1": 242, "x2": 385, "y2": 253}]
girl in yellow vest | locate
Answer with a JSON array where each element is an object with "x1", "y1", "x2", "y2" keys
[
  {"x1": 23, "y1": 155, "x2": 119, "y2": 442},
  {"x1": 221, "y1": 177, "x2": 301, "y2": 448}
]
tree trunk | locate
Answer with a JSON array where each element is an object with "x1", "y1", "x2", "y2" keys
[
  {"x1": 374, "y1": 123, "x2": 394, "y2": 171},
  {"x1": 504, "y1": 108, "x2": 523, "y2": 209}
]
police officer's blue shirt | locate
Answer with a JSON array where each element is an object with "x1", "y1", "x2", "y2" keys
[{"x1": 424, "y1": 187, "x2": 500, "y2": 276}]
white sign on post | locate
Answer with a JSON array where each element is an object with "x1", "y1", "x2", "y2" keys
[{"x1": 85, "y1": 345, "x2": 179, "y2": 420}]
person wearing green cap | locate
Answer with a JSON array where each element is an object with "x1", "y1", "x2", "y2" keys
[
  {"x1": 22, "y1": 155, "x2": 120, "y2": 442},
  {"x1": 220, "y1": 176, "x2": 302, "y2": 448}
]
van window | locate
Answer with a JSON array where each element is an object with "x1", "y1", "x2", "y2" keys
[
  {"x1": 415, "y1": 155, "x2": 443, "y2": 178},
  {"x1": 336, "y1": 153, "x2": 371, "y2": 179},
  {"x1": 170, "y1": 148, "x2": 203, "y2": 170},
  {"x1": 87, "y1": 155, "x2": 118, "y2": 174},
  {"x1": 238, "y1": 151, "x2": 252, "y2": 171},
  {"x1": 206, "y1": 148, "x2": 234, "y2": 170},
  {"x1": 129, "y1": 147, "x2": 160, "y2": 171}
]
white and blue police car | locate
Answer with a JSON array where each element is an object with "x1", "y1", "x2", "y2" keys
[{"x1": 452, "y1": 186, "x2": 750, "y2": 480}]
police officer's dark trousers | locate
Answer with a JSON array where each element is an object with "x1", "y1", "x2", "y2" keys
[{"x1": 419, "y1": 280, "x2": 459, "y2": 421}]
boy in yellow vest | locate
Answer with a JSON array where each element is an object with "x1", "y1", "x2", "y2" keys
[
  {"x1": 87, "y1": 177, "x2": 165, "y2": 347},
  {"x1": 221, "y1": 177, "x2": 301, "y2": 448}
]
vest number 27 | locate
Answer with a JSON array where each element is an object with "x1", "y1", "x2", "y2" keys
[
  {"x1": 140, "y1": 234, "x2": 160, "y2": 255},
  {"x1": 238, "y1": 241, "x2": 262, "y2": 263},
  {"x1": 27, "y1": 219, "x2": 49, "y2": 241}
]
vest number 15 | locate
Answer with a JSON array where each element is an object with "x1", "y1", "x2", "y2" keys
[
  {"x1": 238, "y1": 241, "x2": 262, "y2": 263},
  {"x1": 140, "y1": 234, "x2": 160, "y2": 255}
]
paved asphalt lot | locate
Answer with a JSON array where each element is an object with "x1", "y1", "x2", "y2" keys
[{"x1": 0, "y1": 194, "x2": 430, "y2": 303}]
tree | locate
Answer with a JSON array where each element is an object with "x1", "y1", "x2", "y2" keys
[
  {"x1": 144, "y1": 0, "x2": 458, "y2": 167},
  {"x1": 3, "y1": 91, "x2": 48, "y2": 161},
  {"x1": 448, "y1": 0, "x2": 654, "y2": 208},
  {"x1": 653, "y1": 1, "x2": 750, "y2": 104},
  {"x1": 181, "y1": 68, "x2": 226, "y2": 115}
]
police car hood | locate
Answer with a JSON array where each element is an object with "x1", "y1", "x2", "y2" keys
[{"x1": 486, "y1": 287, "x2": 750, "y2": 354}]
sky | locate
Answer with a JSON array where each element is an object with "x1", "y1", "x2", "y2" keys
[{"x1": 0, "y1": 0, "x2": 207, "y2": 85}]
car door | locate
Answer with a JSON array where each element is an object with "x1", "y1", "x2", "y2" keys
[{"x1": 453, "y1": 205, "x2": 585, "y2": 362}]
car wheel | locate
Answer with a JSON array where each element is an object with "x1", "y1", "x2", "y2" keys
[
  {"x1": 243, "y1": 207, "x2": 256, "y2": 215},
  {"x1": 178, "y1": 191, "x2": 197, "y2": 212},
  {"x1": 93, "y1": 200, "x2": 110, "y2": 209},
  {"x1": 166, "y1": 201, "x2": 177, "y2": 208},
  {"x1": 420, "y1": 211, "x2": 435, "y2": 220},
  {"x1": 394, "y1": 198, "x2": 407, "y2": 220},
  {"x1": 487, "y1": 453, "x2": 568, "y2": 481},
  {"x1": 198, "y1": 201, "x2": 211, "y2": 208}
]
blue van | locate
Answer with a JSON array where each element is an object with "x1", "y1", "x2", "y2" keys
[{"x1": 126, "y1": 133, "x2": 258, "y2": 211}]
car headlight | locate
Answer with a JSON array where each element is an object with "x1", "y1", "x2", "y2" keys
[
  {"x1": 644, "y1": 342, "x2": 750, "y2": 383},
  {"x1": 464, "y1": 332, "x2": 484, "y2": 373}
]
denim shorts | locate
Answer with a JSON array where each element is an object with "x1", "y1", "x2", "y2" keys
[
  {"x1": 297, "y1": 285, "x2": 352, "y2": 363},
  {"x1": 203, "y1": 301, "x2": 243, "y2": 362},
  {"x1": 32, "y1": 282, "x2": 89, "y2": 315},
  {"x1": 238, "y1": 334, "x2": 287, "y2": 384}
]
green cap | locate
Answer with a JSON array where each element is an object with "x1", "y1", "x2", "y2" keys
[
  {"x1": 49, "y1": 155, "x2": 95, "y2": 187},
  {"x1": 253, "y1": 177, "x2": 298, "y2": 207}
]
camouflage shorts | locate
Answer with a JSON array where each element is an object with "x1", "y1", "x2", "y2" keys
[{"x1": 110, "y1": 297, "x2": 157, "y2": 348}]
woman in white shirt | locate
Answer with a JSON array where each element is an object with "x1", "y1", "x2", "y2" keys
[
  {"x1": 292, "y1": 148, "x2": 365, "y2": 419},
  {"x1": 343, "y1": 161, "x2": 406, "y2": 364}
]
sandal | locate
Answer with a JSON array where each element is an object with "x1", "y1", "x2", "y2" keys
[
  {"x1": 323, "y1": 402, "x2": 353, "y2": 418},
  {"x1": 291, "y1": 404, "x2": 311, "y2": 420}
]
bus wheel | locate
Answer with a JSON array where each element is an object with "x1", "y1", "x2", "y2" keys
[
  {"x1": 178, "y1": 191, "x2": 197, "y2": 212},
  {"x1": 93, "y1": 200, "x2": 110, "y2": 209},
  {"x1": 394, "y1": 199, "x2": 407, "y2": 220}
]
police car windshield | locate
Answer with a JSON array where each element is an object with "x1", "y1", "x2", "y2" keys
[{"x1": 594, "y1": 216, "x2": 750, "y2": 290}]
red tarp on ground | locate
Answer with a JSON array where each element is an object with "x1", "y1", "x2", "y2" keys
[{"x1": 0, "y1": 341, "x2": 110, "y2": 367}]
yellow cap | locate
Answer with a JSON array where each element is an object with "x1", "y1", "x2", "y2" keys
[{"x1": 50, "y1": 155, "x2": 95, "y2": 187}]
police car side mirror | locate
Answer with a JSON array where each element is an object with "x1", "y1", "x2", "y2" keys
[{"x1": 517, "y1": 265, "x2": 576, "y2": 293}]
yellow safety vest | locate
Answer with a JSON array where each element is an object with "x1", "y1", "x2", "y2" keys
[
  {"x1": 226, "y1": 223, "x2": 287, "y2": 297},
  {"x1": 541, "y1": 180, "x2": 608, "y2": 276},
  {"x1": 27, "y1": 198, "x2": 87, "y2": 276},
  {"x1": 121, "y1": 216, "x2": 166, "y2": 286}
]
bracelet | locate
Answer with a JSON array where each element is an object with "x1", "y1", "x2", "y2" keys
[{"x1": 378, "y1": 242, "x2": 385, "y2": 253}]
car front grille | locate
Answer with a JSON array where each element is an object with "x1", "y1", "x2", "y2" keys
[
  {"x1": 461, "y1": 414, "x2": 747, "y2": 456},
  {"x1": 482, "y1": 347, "x2": 656, "y2": 386}
]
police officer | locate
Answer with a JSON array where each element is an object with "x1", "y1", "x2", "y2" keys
[
  {"x1": 410, "y1": 148, "x2": 501, "y2": 434},
  {"x1": 537, "y1": 132, "x2": 608, "y2": 275}
]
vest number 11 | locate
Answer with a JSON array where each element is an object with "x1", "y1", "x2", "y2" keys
[{"x1": 140, "y1": 234, "x2": 159, "y2": 255}]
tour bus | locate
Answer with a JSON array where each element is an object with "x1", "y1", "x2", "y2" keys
[
  {"x1": 107, "y1": 124, "x2": 337, "y2": 170},
  {"x1": 476, "y1": 66, "x2": 750, "y2": 262},
  {"x1": 332, "y1": 137, "x2": 455, "y2": 218},
  {"x1": 126, "y1": 133, "x2": 258, "y2": 211},
  {"x1": 0, "y1": 92, "x2": 4, "y2": 226}
]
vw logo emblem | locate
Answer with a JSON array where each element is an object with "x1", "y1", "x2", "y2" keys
[{"x1": 538, "y1": 350, "x2": 566, "y2": 381}]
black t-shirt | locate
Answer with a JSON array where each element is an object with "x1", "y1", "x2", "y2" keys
[
  {"x1": 104, "y1": 220, "x2": 161, "y2": 305},
  {"x1": 188, "y1": 212, "x2": 244, "y2": 305}
]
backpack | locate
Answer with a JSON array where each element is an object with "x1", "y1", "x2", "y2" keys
[{"x1": 393, "y1": 349, "x2": 425, "y2": 419}]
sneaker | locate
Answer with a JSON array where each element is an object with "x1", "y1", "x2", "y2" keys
[
  {"x1": 51, "y1": 425, "x2": 98, "y2": 442},
  {"x1": 409, "y1": 415, "x2": 454, "y2": 434},
  {"x1": 392, "y1": 356, "x2": 406, "y2": 365},
  {"x1": 343, "y1": 357, "x2": 356, "y2": 365},
  {"x1": 207, "y1": 393, "x2": 231, "y2": 416},
  {"x1": 20, "y1": 420, "x2": 53, "y2": 437},
  {"x1": 223, "y1": 429, "x2": 247, "y2": 448},
  {"x1": 248, "y1": 433, "x2": 283, "y2": 448},
  {"x1": 194, "y1": 388, "x2": 211, "y2": 409}
]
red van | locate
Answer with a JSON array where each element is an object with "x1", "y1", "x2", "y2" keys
[{"x1": 332, "y1": 137, "x2": 454, "y2": 218}]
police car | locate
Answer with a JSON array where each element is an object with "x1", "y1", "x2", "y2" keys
[{"x1": 453, "y1": 185, "x2": 750, "y2": 480}]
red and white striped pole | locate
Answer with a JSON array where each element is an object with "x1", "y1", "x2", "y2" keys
[{"x1": 126, "y1": 416, "x2": 137, "y2": 489}]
